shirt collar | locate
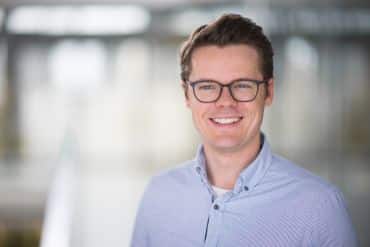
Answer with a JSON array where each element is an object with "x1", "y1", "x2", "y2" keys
[
  {"x1": 194, "y1": 145, "x2": 209, "y2": 185},
  {"x1": 193, "y1": 133, "x2": 272, "y2": 194}
]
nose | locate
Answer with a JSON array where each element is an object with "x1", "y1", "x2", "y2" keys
[{"x1": 215, "y1": 86, "x2": 237, "y2": 107}]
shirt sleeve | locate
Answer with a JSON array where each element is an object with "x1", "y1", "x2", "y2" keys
[
  {"x1": 130, "y1": 180, "x2": 153, "y2": 247},
  {"x1": 313, "y1": 186, "x2": 358, "y2": 247}
]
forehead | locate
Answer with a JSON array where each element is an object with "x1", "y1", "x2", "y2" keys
[{"x1": 190, "y1": 44, "x2": 262, "y2": 81}]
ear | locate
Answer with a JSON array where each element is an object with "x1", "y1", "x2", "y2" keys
[
  {"x1": 264, "y1": 78, "x2": 274, "y2": 106},
  {"x1": 181, "y1": 81, "x2": 190, "y2": 108}
]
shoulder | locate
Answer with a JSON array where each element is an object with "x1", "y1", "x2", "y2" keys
[
  {"x1": 269, "y1": 153, "x2": 336, "y2": 190},
  {"x1": 268, "y1": 154, "x2": 357, "y2": 242},
  {"x1": 139, "y1": 159, "x2": 197, "y2": 204},
  {"x1": 135, "y1": 159, "x2": 201, "y2": 224},
  {"x1": 264, "y1": 153, "x2": 349, "y2": 208},
  {"x1": 149, "y1": 159, "x2": 196, "y2": 188},
  {"x1": 131, "y1": 161, "x2": 196, "y2": 245}
]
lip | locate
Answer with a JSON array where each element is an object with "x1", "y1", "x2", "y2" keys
[{"x1": 209, "y1": 117, "x2": 243, "y2": 127}]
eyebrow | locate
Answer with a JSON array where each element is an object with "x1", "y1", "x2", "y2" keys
[{"x1": 188, "y1": 77, "x2": 265, "y2": 84}]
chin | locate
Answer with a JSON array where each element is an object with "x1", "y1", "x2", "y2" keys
[{"x1": 207, "y1": 138, "x2": 245, "y2": 152}]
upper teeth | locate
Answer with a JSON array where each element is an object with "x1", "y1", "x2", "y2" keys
[{"x1": 212, "y1": 118, "x2": 240, "y2": 124}]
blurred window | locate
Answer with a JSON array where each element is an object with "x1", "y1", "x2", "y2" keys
[{"x1": 7, "y1": 5, "x2": 150, "y2": 35}]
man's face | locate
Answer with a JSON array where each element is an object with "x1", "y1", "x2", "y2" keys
[{"x1": 185, "y1": 44, "x2": 274, "y2": 153}]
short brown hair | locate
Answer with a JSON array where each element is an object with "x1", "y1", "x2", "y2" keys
[{"x1": 180, "y1": 13, "x2": 274, "y2": 82}]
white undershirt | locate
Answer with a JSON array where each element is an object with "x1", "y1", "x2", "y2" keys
[{"x1": 212, "y1": 185, "x2": 231, "y2": 197}]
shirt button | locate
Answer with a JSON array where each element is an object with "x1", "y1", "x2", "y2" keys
[
  {"x1": 213, "y1": 204, "x2": 219, "y2": 210},
  {"x1": 244, "y1": 186, "x2": 249, "y2": 191},
  {"x1": 196, "y1": 167, "x2": 201, "y2": 173}
]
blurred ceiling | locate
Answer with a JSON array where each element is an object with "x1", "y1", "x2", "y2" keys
[
  {"x1": 0, "y1": 0, "x2": 370, "y2": 10},
  {"x1": 0, "y1": 0, "x2": 369, "y2": 37}
]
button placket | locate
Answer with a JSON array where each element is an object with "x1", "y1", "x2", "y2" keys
[
  {"x1": 205, "y1": 199, "x2": 224, "y2": 247},
  {"x1": 236, "y1": 178, "x2": 244, "y2": 193},
  {"x1": 212, "y1": 196, "x2": 226, "y2": 212},
  {"x1": 196, "y1": 166, "x2": 202, "y2": 174}
]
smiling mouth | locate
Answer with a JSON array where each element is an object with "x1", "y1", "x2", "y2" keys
[{"x1": 210, "y1": 117, "x2": 243, "y2": 125}]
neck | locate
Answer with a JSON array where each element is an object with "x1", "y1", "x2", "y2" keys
[{"x1": 203, "y1": 134, "x2": 261, "y2": 190}]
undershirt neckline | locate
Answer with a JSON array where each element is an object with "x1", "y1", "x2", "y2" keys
[{"x1": 212, "y1": 185, "x2": 231, "y2": 197}]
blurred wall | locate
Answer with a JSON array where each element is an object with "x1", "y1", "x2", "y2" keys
[{"x1": 0, "y1": 3, "x2": 369, "y2": 247}]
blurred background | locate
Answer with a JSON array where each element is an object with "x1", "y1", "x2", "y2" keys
[{"x1": 0, "y1": 0, "x2": 369, "y2": 246}]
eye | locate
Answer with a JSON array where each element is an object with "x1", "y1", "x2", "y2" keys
[
  {"x1": 197, "y1": 82, "x2": 217, "y2": 90},
  {"x1": 233, "y1": 81, "x2": 254, "y2": 89},
  {"x1": 199, "y1": 85, "x2": 214, "y2": 90}
]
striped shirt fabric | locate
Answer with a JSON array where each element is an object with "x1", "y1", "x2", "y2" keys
[{"x1": 131, "y1": 134, "x2": 358, "y2": 247}]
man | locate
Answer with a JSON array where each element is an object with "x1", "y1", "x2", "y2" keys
[{"x1": 131, "y1": 14, "x2": 357, "y2": 247}]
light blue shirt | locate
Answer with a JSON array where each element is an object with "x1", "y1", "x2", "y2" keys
[{"x1": 131, "y1": 135, "x2": 357, "y2": 246}]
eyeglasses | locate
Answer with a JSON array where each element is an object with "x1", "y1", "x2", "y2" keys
[{"x1": 187, "y1": 78, "x2": 268, "y2": 103}]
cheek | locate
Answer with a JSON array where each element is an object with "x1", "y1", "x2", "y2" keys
[
  {"x1": 192, "y1": 106, "x2": 207, "y2": 123},
  {"x1": 191, "y1": 109, "x2": 208, "y2": 134},
  {"x1": 251, "y1": 105, "x2": 265, "y2": 128},
  {"x1": 192, "y1": 106, "x2": 214, "y2": 131},
  {"x1": 241, "y1": 103, "x2": 264, "y2": 125},
  {"x1": 189, "y1": 102, "x2": 206, "y2": 120}
]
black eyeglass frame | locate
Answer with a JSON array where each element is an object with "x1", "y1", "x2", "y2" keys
[{"x1": 187, "y1": 78, "x2": 269, "y2": 103}]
